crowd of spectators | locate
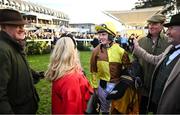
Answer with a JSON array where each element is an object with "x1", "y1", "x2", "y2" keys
[{"x1": 25, "y1": 28, "x2": 141, "y2": 52}]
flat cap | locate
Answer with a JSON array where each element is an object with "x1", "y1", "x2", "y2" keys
[{"x1": 147, "y1": 14, "x2": 166, "y2": 23}]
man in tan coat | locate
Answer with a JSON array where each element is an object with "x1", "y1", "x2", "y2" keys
[{"x1": 133, "y1": 13, "x2": 180, "y2": 114}]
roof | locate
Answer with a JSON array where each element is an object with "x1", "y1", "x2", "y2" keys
[
  {"x1": 7, "y1": 0, "x2": 69, "y2": 20},
  {"x1": 107, "y1": 6, "x2": 164, "y2": 26}
]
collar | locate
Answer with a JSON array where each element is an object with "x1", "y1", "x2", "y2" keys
[
  {"x1": 175, "y1": 44, "x2": 180, "y2": 49},
  {"x1": 147, "y1": 31, "x2": 165, "y2": 40},
  {"x1": 100, "y1": 41, "x2": 114, "y2": 52},
  {"x1": 166, "y1": 45, "x2": 180, "y2": 65},
  {"x1": 0, "y1": 31, "x2": 24, "y2": 52},
  {"x1": 101, "y1": 41, "x2": 114, "y2": 48}
]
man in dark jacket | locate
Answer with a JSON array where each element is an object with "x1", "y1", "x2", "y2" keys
[{"x1": 0, "y1": 9, "x2": 41, "y2": 114}]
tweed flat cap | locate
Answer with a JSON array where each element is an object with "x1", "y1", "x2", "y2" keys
[{"x1": 147, "y1": 14, "x2": 166, "y2": 23}]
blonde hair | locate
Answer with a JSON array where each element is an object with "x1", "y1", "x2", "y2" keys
[{"x1": 45, "y1": 36, "x2": 82, "y2": 81}]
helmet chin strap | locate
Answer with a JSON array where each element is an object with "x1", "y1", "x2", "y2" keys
[
  {"x1": 100, "y1": 41, "x2": 114, "y2": 52},
  {"x1": 104, "y1": 41, "x2": 113, "y2": 48},
  {"x1": 105, "y1": 44, "x2": 110, "y2": 48}
]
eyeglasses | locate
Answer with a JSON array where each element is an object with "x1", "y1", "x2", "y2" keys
[{"x1": 99, "y1": 24, "x2": 115, "y2": 36}]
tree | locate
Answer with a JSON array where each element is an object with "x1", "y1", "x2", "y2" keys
[{"x1": 135, "y1": 0, "x2": 172, "y2": 9}]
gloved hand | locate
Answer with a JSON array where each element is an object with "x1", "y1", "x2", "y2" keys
[
  {"x1": 100, "y1": 80, "x2": 107, "y2": 89},
  {"x1": 38, "y1": 71, "x2": 45, "y2": 79},
  {"x1": 134, "y1": 76, "x2": 142, "y2": 89},
  {"x1": 31, "y1": 69, "x2": 45, "y2": 84},
  {"x1": 106, "y1": 81, "x2": 129, "y2": 100}
]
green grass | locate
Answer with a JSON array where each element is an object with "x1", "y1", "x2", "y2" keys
[{"x1": 27, "y1": 51, "x2": 92, "y2": 114}]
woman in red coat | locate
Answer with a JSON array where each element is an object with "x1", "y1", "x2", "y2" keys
[{"x1": 45, "y1": 33, "x2": 93, "y2": 114}]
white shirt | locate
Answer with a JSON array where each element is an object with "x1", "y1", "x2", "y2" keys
[{"x1": 166, "y1": 44, "x2": 180, "y2": 65}]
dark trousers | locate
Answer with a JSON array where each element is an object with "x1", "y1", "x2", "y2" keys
[
  {"x1": 140, "y1": 96, "x2": 149, "y2": 114},
  {"x1": 140, "y1": 95, "x2": 158, "y2": 114},
  {"x1": 148, "y1": 101, "x2": 158, "y2": 114}
]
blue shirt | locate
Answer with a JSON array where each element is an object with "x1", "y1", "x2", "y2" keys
[{"x1": 121, "y1": 37, "x2": 128, "y2": 44}]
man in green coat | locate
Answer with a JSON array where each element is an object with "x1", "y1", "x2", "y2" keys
[
  {"x1": 138, "y1": 14, "x2": 170, "y2": 113},
  {"x1": 0, "y1": 9, "x2": 42, "y2": 114}
]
